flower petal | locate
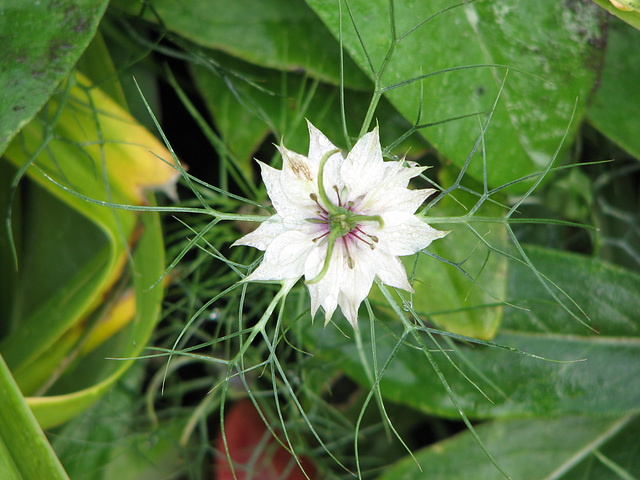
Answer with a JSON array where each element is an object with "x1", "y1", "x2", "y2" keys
[
  {"x1": 374, "y1": 252, "x2": 413, "y2": 292},
  {"x1": 233, "y1": 215, "x2": 286, "y2": 251},
  {"x1": 336, "y1": 242, "x2": 378, "y2": 328},
  {"x1": 244, "y1": 229, "x2": 315, "y2": 281},
  {"x1": 381, "y1": 161, "x2": 428, "y2": 189},
  {"x1": 360, "y1": 187, "x2": 435, "y2": 216},
  {"x1": 306, "y1": 120, "x2": 340, "y2": 168},
  {"x1": 304, "y1": 242, "x2": 342, "y2": 323},
  {"x1": 341, "y1": 126, "x2": 385, "y2": 200},
  {"x1": 258, "y1": 160, "x2": 309, "y2": 222},
  {"x1": 277, "y1": 145, "x2": 323, "y2": 213},
  {"x1": 237, "y1": 123, "x2": 448, "y2": 329},
  {"x1": 376, "y1": 212, "x2": 448, "y2": 256}
]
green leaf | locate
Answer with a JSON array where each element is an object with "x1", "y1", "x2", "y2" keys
[
  {"x1": 109, "y1": 0, "x2": 371, "y2": 89},
  {"x1": 591, "y1": 0, "x2": 640, "y2": 30},
  {"x1": 588, "y1": 17, "x2": 640, "y2": 160},
  {"x1": 0, "y1": 0, "x2": 108, "y2": 155},
  {"x1": 0, "y1": 162, "x2": 20, "y2": 339},
  {"x1": 377, "y1": 415, "x2": 640, "y2": 479},
  {"x1": 1, "y1": 71, "x2": 172, "y2": 427},
  {"x1": 307, "y1": 245, "x2": 640, "y2": 419},
  {"x1": 1, "y1": 181, "x2": 117, "y2": 394},
  {"x1": 26, "y1": 196, "x2": 165, "y2": 428},
  {"x1": 0, "y1": 354, "x2": 69, "y2": 480},
  {"x1": 305, "y1": 0, "x2": 605, "y2": 190},
  {"x1": 190, "y1": 52, "x2": 427, "y2": 169},
  {"x1": 52, "y1": 363, "x2": 187, "y2": 479},
  {"x1": 367, "y1": 185, "x2": 509, "y2": 340}
]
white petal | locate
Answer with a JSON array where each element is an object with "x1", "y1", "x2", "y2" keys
[
  {"x1": 237, "y1": 122, "x2": 449, "y2": 330},
  {"x1": 245, "y1": 229, "x2": 315, "y2": 281},
  {"x1": 232, "y1": 215, "x2": 286, "y2": 250},
  {"x1": 341, "y1": 127, "x2": 385, "y2": 200},
  {"x1": 376, "y1": 212, "x2": 449, "y2": 256},
  {"x1": 306, "y1": 120, "x2": 341, "y2": 168},
  {"x1": 305, "y1": 243, "x2": 343, "y2": 323},
  {"x1": 277, "y1": 145, "x2": 324, "y2": 214},
  {"x1": 336, "y1": 242, "x2": 378, "y2": 328},
  {"x1": 360, "y1": 187, "x2": 435, "y2": 216},
  {"x1": 303, "y1": 121, "x2": 344, "y2": 205},
  {"x1": 258, "y1": 160, "x2": 309, "y2": 221},
  {"x1": 374, "y1": 252, "x2": 413, "y2": 292},
  {"x1": 381, "y1": 162, "x2": 428, "y2": 189}
]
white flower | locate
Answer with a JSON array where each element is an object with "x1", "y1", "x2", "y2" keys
[{"x1": 233, "y1": 121, "x2": 447, "y2": 328}]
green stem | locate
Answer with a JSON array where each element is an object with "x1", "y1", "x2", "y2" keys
[
  {"x1": 232, "y1": 278, "x2": 296, "y2": 362},
  {"x1": 375, "y1": 280, "x2": 512, "y2": 479},
  {"x1": 358, "y1": 91, "x2": 383, "y2": 140},
  {"x1": 351, "y1": 213, "x2": 384, "y2": 229},
  {"x1": 306, "y1": 230, "x2": 339, "y2": 284},
  {"x1": 316, "y1": 148, "x2": 341, "y2": 213}
]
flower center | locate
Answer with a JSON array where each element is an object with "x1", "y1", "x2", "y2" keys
[
  {"x1": 329, "y1": 206, "x2": 358, "y2": 237},
  {"x1": 306, "y1": 149, "x2": 383, "y2": 284}
]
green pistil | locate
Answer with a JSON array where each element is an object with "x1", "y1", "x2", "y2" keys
[
  {"x1": 307, "y1": 229, "x2": 339, "y2": 284},
  {"x1": 329, "y1": 206, "x2": 358, "y2": 237},
  {"x1": 307, "y1": 149, "x2": 384, "y2": 285},
  {"x1": 316, "y1": 148, "x2": 341, "y2": 215}
]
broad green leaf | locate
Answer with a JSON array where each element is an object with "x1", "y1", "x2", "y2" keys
[
  {"x1": 588, "y1": 17, "x2": 640, "y2": 160},
  {"x1": 591, "y1": 0, "x2": 640, "y2": 30},
  {"x1": 0, "y1": 162, "x2": 20, "y2": 338},
  {"x1": 410, "y1": 183, "x2": 508, "y2": 340},
  {"x1": 191, "y1": 53, "x2": 426, "y2": 173},
  {"x1": 307, "y1": 245, "x2": 640, "y2": 419},
  {"x1": 109, "y1": 0, "x2": 371, "y2": 89},
  {"x1": 0, "y1": 354, "x2": 69, "y2": 480},
  {"x1": 52, "y1": 353, "x2": 187, "y2": 479},
  {"x1": 367, "y1": 183, "x2": 509, "y2": 340},
  {"x1": 2, "y1": 72, "x2": 172, "y2": 387},
  {"x1": 1, "y1": 71, "x2": 173, "y2": 426},
  {"x1": 77, "y1": 32, "x2": 128, "y2": 110},
  {"x1": 191, "y1": 58, "x2": 271, "y2": 180},
  {"x1": 27, "y1": 199, "x2": 165, "y2": 428},
  {"x1": 377, "y1": 415, "x2": 639, "y2": 479},
  {"x1": 305, "y1": 0, "x2": 605, "y2": 190},
  {"x1": 2, "y1": 181, "x2": 118, "y2": 394},
  {"x1": 0, "y1": 0, "x2": 108, "y2": 155}
]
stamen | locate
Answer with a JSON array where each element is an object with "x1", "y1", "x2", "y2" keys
[
  {"x1": 333, "y1": 186, "x2": 342, "y2": 206},
  {"x1": 343, "y1": 237, "x2": 354, "y2": 269},
  {"x1": 350, "y1": 231, "x2": 375, "y2": 250},
  {"x1": 311, "y1": 231, "x2": 330, "y2": 243},
  {"x1": 309, "y1": 193, "x2": 324, "y2": 211},
  {"x1": 355, "y1": 226, "x2": 378, "y2": 244}
]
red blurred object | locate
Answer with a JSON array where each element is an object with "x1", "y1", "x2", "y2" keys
[{"x1": 215, "y1": 399, "x2": 317, "y2": 480}]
